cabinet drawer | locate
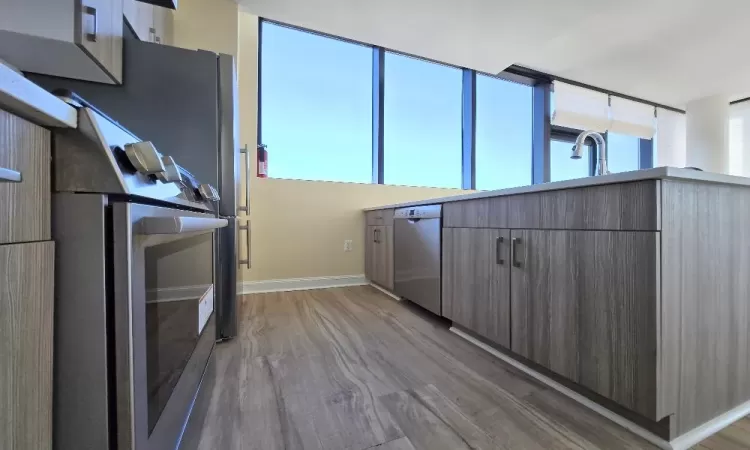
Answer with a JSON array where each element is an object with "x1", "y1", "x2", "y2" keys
[
  {"x1": 366, "y1": 209, "x2": 394, "y2": 226},
  {"x1": 0, "y1": 110, "x2": 51, "y2": 244},
  {"x1": 443, "y1": 197, "x2": 507, "y2": 228},
  {"x1": 0, "y1": 241, "x2": 54, "y2": 450},
  {"x1": 539, "y1": 180, "x2": 660, "y2": 231},
  {"x1": 443, "y1": 180, "x2": 660, "y2": 231}
]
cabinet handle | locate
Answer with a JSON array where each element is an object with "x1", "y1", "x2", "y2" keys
[
  {"x1": 238, "y1": 145, "x2": 251, "y2": 214},
  {"x1": 149, "y1": 27, "x2": 157, "y2": 43},
  {"x1": 374, "y1": 229, "x2": 380, "y2": 244},
  {"x1": 84, "y1": 6, "x2": 98, "y2": 42},
  {"x1": 155, "y1": 36, "x2": 161, "y2": 44},
  {"x1": 511, "y1": 238, "x2": 521, "y2": 268},
  {"x1": 238, "y1": 221, "x2": 251, "y2": 269},
  {"x1": 0, "y1": 167, "x2": 21, "y2": 182},
  {"x1": 496, "y1": 236, "x2": 504, "y2": 265}
]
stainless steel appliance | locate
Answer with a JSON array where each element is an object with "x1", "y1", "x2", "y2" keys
[
  {"x1": 52, "y1": 104, "x2": 225, "y2": 450},
  {"x1": 29, "y1": 34, "x2": 245, "y2": 341},
  {"x1": 393, "y1": 205, "x2": 442, "y2": 315}
]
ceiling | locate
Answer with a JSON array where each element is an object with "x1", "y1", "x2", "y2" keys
[{"x1": 238, "y1": 0, "x2": 750, "y2": 109}]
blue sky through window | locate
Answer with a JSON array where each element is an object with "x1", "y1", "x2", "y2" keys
[
  {"x1": 383, "y1": 52, "x2": 463, "y2": 188},
  {"x1": 475, "y1": 75, "x2": 533, "y2": 190},
  {"x1": 607, "y1": 132, "x2": 640, "y2": 173},
  {"x1": 260, "y1": 22, "x2": 373, "y2": 183}
]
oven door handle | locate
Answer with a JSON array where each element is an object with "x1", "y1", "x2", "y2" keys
[{"x1": 137, "y1": 217, "x2": 228, "y2": 235}]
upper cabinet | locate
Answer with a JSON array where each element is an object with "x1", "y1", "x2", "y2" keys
[
  {"x1": 152, "y1": 4, "x2": 174, "y2": 46},
  {"x1": 124, "y1": 0, "x2": 174, "y2": 45},
  {"x1": 0, "y1": 0, "x2": 123, "y2": 84}
]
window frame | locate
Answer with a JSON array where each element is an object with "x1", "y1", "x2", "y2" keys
[{"x1": 257, "y1": 19, "x2": 657, "y2": 189}]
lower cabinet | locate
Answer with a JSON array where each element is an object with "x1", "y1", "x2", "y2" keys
[
  {"x1": 442, "y1": 228, "x2": 510, "y2": 348},
  {"x1": 442, "y1": 227, "x2": 660, "y2": 419},
  {"x1": 510, "y1": 229, "x2": 659, "y2": 419},
  {"x1": 365, "y1": 225, "x2": 393, "y2": 291},
  {"x1": 0, "y1": 241, "x2": 54, "y2": 450}
]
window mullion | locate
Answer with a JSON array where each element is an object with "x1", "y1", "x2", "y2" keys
[
  {"x1": 532, "y1": 82, "x2": 551, "y2": 184},
  {"x1": 372, "y1": 47, "x2": 385, "y2": 184},
  {"x1": 461, "y1": 69, "x2": 476, "y2": 190}
]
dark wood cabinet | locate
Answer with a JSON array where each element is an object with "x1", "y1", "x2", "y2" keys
[
  {"x1": 0, "y1": 109, "x2": 51, "y2": 244},
  {"x1": 365, "y1": 225, "x2": 393, "y2": 291},
  {"x1": 442, "y1": 228, "x2": 510, "y2": 348},
  {"x1": 510, "y1": 229, "x2": 659, "y2": 419},
  {"x1": 509, "y1": 229, "x2": 578, "y2": 380},
  {"x1": 0, "y1": 241, "x2": 54, "y2": 450}
]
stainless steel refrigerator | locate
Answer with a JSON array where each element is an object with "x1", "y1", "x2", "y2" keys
[{"x1": 30, "y1": 36, "x2": 244, "y2": 340}]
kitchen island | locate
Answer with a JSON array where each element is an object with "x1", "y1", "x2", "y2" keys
[{"x1": 365, "y1": 167, "x2": 750, "y2": 449}]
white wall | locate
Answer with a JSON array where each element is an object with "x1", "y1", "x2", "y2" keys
[{"x1": 685, "y1": 95, "x2": 729, "y2": 173}]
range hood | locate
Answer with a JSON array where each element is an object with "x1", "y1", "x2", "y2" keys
[{"x1": 136, "y1": 0, "x2": 177, "y2": 10}]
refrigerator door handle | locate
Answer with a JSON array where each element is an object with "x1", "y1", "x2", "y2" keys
[
  {"x1": 238, "y1": 219, "x2": 251, "y2": 269},
  {"x1": 238, "y1": 144, "x2": 250, "y2": 214}
]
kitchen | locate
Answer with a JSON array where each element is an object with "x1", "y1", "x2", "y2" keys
[{"x1": 2, "y1": 1, "x2": 750, "y2": 450}]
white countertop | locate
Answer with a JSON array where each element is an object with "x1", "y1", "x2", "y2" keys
[
  {"x1": 364, "y1": 167, "x2": 750, "y2": 211},
  {"x1": 0, "y1": 61, "x2": 77, "y2": 128}
]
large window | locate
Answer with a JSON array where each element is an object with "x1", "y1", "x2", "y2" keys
[
  {"x1": 383, "y1": 52, "x2": 462, "y2": 188},
  {"x1": 607, "y1": 132, "x2": 641, "y2": 173},
  {"x1": 550, "y1": 138, "x2": 591, "y2": 182},
  {"x1": 258, "y1": 21, "x2": 656, "y2": 189},
  {"x1": 475, "y1": 75, "x2": 533, "y2": 190},
  {"x1": 260, "y1": 22, "x2": 373, "y2": 183}
]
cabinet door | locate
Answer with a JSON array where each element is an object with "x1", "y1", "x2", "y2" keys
[
  {"x1": 0, "y1": 241, "x2": 54, "y2": 450},
  {"x1": 138, "y1": 2, "x2": 155, "y2": 41},
  {"x1": 123, "y1": 0, "x2": 138, "y2": 35},
  {"x1": 510, "y1": 229, "x2": 578, "y2": 379},
  {"x1": 510, "y1": 229, "x2": 659, "y2": 418},
  {"x1": 152, "y1": 5, "x2": 173, "y2": 45},
  {"x1": 376, "y1": 226, "x2": 394, "y2": 290},
  {"x1": 442, "y1": 228, "x2": 510, "y2": 348},
  {"x1": 77, "y1": 0, "x2": 123, "y2": 82},
  {"x1": 365, "y1": 226, "x2": 377, "y2": 283}
]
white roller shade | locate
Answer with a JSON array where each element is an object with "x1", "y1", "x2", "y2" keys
[
  {"x1": 655, "y1": 108, "x2": 686, "y2": 168},
  {"x1": 729, "y1": 102, "x2": 750, "y2": 176},
  {"x1": 551, "y1": 81, "x2": 610, "y2": 132},
  {"x1": 610, "y1": 97, "x2": 656, "y2": 139}
]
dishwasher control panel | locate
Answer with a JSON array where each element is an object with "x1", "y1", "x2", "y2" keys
[{"x1": 394, "y1": 204, "x2": 442, "y2": 220}]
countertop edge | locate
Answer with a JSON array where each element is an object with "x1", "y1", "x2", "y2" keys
[
  {"x1": 0, "y1": 62, "x2": 78, "y2": 128},
  {"x1": 363, "y1": 167, "x2": 750, "y2": 211}
]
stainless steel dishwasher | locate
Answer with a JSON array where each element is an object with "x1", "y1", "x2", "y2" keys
[{"x1": 394, "y1": 205, "x2": 442, "y2": 315}]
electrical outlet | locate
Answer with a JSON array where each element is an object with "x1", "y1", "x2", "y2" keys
[{"x1": 344, "y1": 240, "x2": 353, "y2": 252}]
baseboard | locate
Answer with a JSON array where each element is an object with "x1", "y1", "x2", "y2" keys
[
  {"x1": 369, "y1": 283, "x2": 401, "y2": 301},
  {"x1": 449, "y1": 327, "x2": 673, "y2": 450},
  {"x1": 238, "y1": 275, "x2": 367, "y2": 294},
  {"x1": 669, "y1": 398, "x2": 750, "y2": 450},
  {"x1": 146, "y1": 284, "x2": 212, "y2": 303}
]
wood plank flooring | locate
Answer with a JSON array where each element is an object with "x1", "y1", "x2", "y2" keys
[{"x1": 189, "y1": 286, "x2": 747, "y2": 450}]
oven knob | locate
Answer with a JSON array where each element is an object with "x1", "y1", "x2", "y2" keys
[
  {"x1": 198, "y1": 184, "x2": 220, "y2": 201},
  {"x1": 124, "y1": 141, "x2": 165, "y2": 175},
  {"x1": 156, "y1": 156, "x2": 182, "y2": 183}
]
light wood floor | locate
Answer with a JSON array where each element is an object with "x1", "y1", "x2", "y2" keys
[{"x1": 191, "y1": 286, "x2": 749, "y2": 450}]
